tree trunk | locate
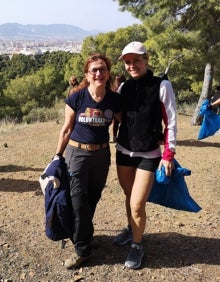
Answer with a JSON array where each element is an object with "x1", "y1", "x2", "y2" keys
[{"x1": 191, "y1": 62, "x2": 214, "y2": 125}]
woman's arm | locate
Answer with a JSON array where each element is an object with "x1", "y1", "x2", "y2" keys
[
  {"x1": 211, "y1": 97, "x2": 220, "y2": 106},
  {"x1": 114, "y1": 112, "x2": 122, "y2": 123},
  {"x1": 55, "y1": 104, "x2": 75, "y2": 155},
  {"x1": 159, "y1": 80, "x2": 177, "y2": 175}
]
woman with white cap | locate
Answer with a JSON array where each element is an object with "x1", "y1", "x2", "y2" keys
[{"x1": 113, "y1": 41, "x2": 177, "y2": 269}]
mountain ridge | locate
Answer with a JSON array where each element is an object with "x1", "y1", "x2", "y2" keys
[{"x1": 0, "y1": 23, "x2": 101, "y2": 40}]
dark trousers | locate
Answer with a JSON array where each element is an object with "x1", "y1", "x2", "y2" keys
[{"x1": 65, "y1": 144, "x2": 111, "y2": 257}]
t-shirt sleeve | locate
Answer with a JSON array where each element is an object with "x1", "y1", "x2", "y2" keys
[{"x1": 65, "y1": 92, "x2": 79, "y2": 111}]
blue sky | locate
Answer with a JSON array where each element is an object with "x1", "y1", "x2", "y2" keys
[{"x1": 0, "y1": 0, "x2": 141, "y2": 32}]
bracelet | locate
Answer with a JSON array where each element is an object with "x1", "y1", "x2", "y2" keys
[{"x1": 55, "y1": 153, "x2": 63, "y2": 157}]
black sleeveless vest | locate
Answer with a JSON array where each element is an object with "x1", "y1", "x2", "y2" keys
[{"x1": 118, "y1": 71, "x2": 163, "y2": 152}]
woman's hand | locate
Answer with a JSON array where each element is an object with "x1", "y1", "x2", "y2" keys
[{"x1": 158, "y1": 159, "x2": 174, "y2": 176}]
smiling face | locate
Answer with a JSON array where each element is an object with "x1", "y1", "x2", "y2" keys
[
  {"x1": 86, "y1": 58, "x2": 110, "y2": 88},
  {"x1": 122, "y1": 53, "x2": 148, "y2": 79}
]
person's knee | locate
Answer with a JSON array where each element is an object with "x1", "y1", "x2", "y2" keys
[
  {"x1": 130, "y1": 201, "x2": 145, "y2": 218},
  {"x1": 119, "y1": 180, "x2": 133, "y2": 196}
]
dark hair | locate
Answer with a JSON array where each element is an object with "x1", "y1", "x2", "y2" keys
[
  {"x1": 216, "y1": 86, "x2": 220, "y2": 91},
  {"x1": 111, "y1": 74, "x2": 126, "y2": 91},
  {"x1": 69, "y1": 75, "x2": 78, "y2": 86},
  {"x1": 115, "y1": 75, "x2": 126, "y2": 84}
]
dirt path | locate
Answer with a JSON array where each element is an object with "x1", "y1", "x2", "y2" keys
[{"x1": 0, "y1": 114, "x2": 219, "y2": 281}]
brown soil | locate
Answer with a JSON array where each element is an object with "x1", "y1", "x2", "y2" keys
[{"x1": 0, "y1": 114, "x2": 219, "y2": 282}]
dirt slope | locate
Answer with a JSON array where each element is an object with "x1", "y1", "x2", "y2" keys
[{"x1": 0, "y1": 114, "x2": 219, "y2": 282}]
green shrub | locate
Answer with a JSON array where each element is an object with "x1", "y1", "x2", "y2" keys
[
  {"x1": 22, "y1": 106, "x2": 63, "y2": 124},
  {"x1": 176, "y1": 89, "x2": 198, "y2": 104},
  {"x1": 177, "y1": 102, "x2": 197, "y2": 115}
]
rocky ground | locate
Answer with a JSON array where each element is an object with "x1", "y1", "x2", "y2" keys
[{"x1": 0, "y1": 114, "x2": 219, "y2": 282}]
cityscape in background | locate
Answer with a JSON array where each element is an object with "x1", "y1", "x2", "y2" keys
[
  {"x1": 0, "y1": 23, "x2": 100, "y2": 55},
  {"x1": 0, "y1": 39, "x2": 82, "y2": 55}
]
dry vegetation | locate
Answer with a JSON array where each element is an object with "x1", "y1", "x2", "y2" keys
[{"x1": 0, "y1": 114, "x2": 219, "y2": 282}]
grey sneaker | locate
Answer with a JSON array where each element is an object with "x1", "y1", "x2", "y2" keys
[
  {"x1": 125, "y1": 242, "x2": 144, "y2": 269},
  {"x1": 113, "y1": 227, "x2": 133, "y2": 246}
]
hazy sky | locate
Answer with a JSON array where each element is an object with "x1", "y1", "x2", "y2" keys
[{"x1": 0, "y1": 0, "x2": 141, "y2": 32}]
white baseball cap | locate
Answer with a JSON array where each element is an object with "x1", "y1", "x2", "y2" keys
[{"x1": 119, "y1": 41, "x2": 147, "y2": 60}]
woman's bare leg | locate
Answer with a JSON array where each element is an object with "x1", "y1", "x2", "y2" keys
[
  {"x1": 130, "y1": 169, "x2": 155, "y2": 243},
  {"x1": 117, "y1": 165, "x2": 136, "y2": 226}
]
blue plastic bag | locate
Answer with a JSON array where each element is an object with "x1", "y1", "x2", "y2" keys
[
  {"x1": 155, "y1": 164, "x2": 191, "y2": 184},
  {"x1": 198, "y1": 99, "x2": 220, "y2": 140},
  {"x1": 148, "y1": 159, "x2": 201, "y2": 212}
]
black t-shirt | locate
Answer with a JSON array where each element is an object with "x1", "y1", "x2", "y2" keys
[{"x1": 66, "y1": 88, "x2": 121, "y2": 144}]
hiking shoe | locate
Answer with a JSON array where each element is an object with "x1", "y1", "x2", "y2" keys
[
  {"x1": 91, "y1": 237, "x2": 99, "y2": 249},
  {"x1": 125, "y1": 242, "x2": 144, "y2": 269},
  {"x1": 64, "y1": 254, "x2": 90, "y2": 269},
  {"x1": 113, "y1": 227, "x2": 132, "y2": 246}
]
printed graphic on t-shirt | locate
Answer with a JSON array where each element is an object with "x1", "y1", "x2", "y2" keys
[{"x1": 78, "y1": 107, "x2": 113, "y2": 126}]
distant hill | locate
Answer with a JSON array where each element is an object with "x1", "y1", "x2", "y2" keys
[{"x1": 0, "y1": 23, "x2": 101, "y2": 40}]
